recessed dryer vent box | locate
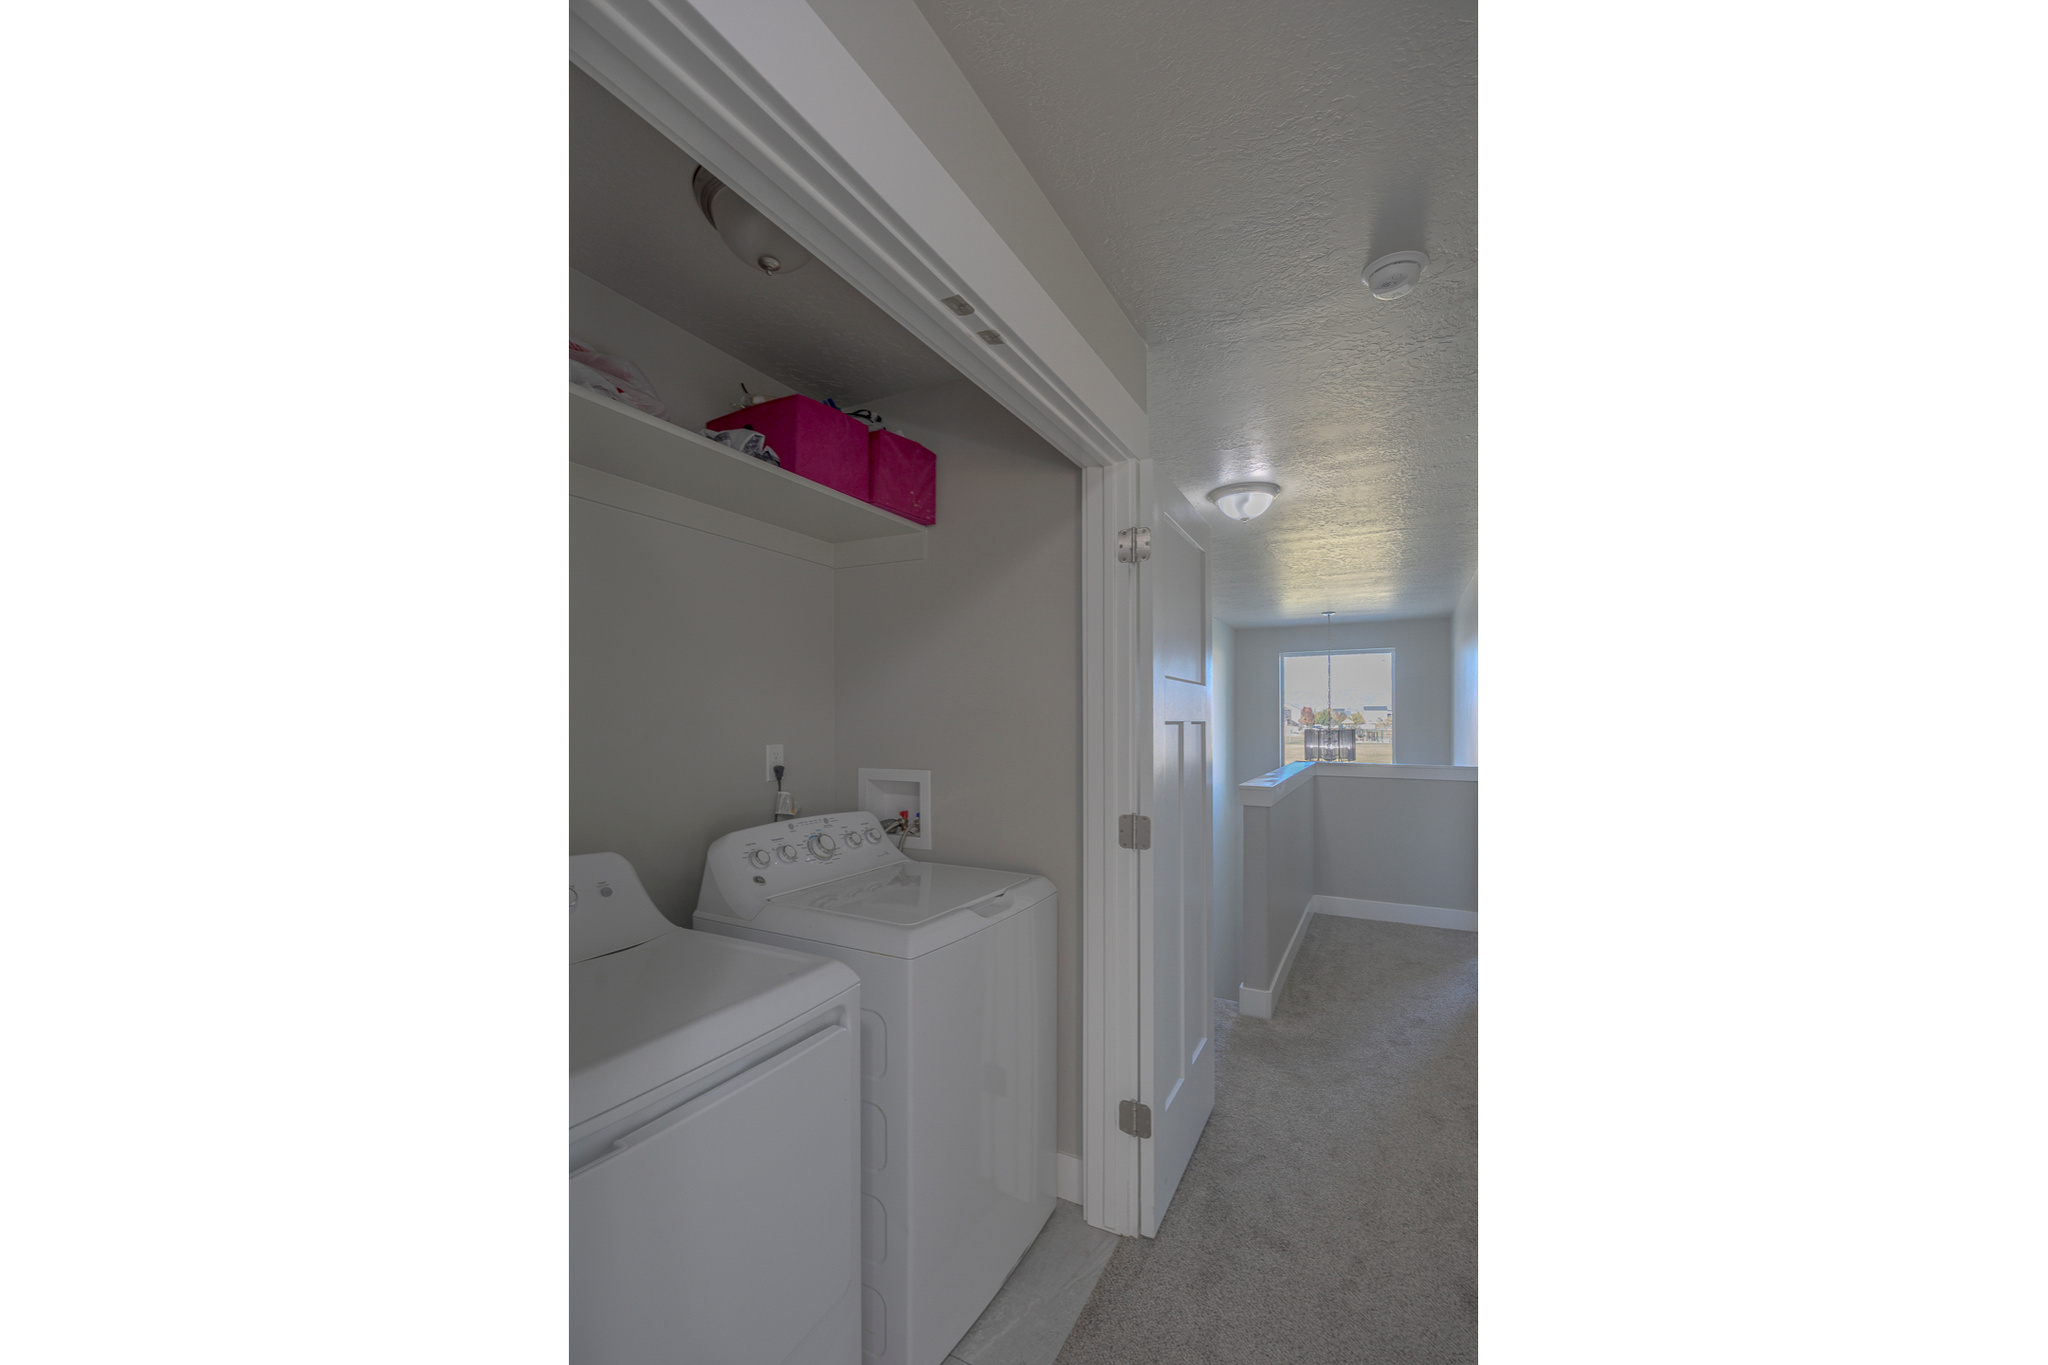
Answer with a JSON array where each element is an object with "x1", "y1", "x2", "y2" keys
[{"x1": 857, "y1": 768, "x2": 931, "y2": 851}]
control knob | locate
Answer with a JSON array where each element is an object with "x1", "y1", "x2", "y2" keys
[
  {"x1": 776, "y1": 845, "x2": 799, "y2": 863},
  {"x1": 748, "y1": 848, "x2": 772, "y2": 869},
  {"x1": 807, "y1": 832, "x2": 838, "y2": 859}
]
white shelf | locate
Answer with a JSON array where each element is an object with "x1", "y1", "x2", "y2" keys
[{"x1": 568, "y1": 383, "x2": 926, "y2": 544}]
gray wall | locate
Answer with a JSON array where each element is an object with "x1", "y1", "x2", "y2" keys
[
  {"x1": 569, "y1": 304, "x2": 1088, "y2": 1155},
  {"x1": 1210, "y1": 621, "x2": 1241, "y2": 1000},
  {"x1": 570, "y1": 272, "x2": 823, "y2": 922},
  {"x1": 801, "y1": 0, "x2": 1146, "y2": 408},
  {"x1": 1452, "y1": 578, "x2": 1478, "y2": 767},
  {"x1": 1232, "y1": 616, "x2": 1455, "y2": 775},
  {"x1": 570, "y1": 499, "x2": 836, "y2": 922},
  {"x1": 1314, "y1": 775, "x2": 1478, "y2": 912},
  {"x1": 1241, "y1": 777, "x2": 1316, "y2": 991},
  {"x1": 829, "y1": 378, "x2": 1086, "y2": 1159},
  {"x1": 571, "y1": 269, "x2": 795, "y2": 427}
]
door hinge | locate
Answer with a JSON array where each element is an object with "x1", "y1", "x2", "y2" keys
[
  {"x1": 1118, "y1": 813, "x2": 1151, "y2": 850},
  {"x1": 1116, "y1": 526, "x2": 1151, "y2": 563},
  {"x1": 1118, "y1": 1099, "x2": 1152, "y2": 1139}
]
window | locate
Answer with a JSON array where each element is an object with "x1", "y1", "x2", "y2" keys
[{"x1": 1281, "y1": 650, "x2": 1394, "y2": 764}]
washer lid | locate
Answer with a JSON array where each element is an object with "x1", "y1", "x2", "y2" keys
[
  {"x1": 706, "y1": 862, "x2": 1056, "y2": 959},
  {"x1": 766, "y1": 861, "x2": 1031, "y2": 925}
]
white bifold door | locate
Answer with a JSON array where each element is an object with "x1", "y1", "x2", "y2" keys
[
  {"x1": 1137, "y1": 461, "x2": 1216, "y2": 1236},
  {"x1": 1091, "y1": 460, "x2": 1217, "y2": 1238}
]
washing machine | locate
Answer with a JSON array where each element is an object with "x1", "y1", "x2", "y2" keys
[
  {"x1": 571, "y1": 852, "x2": 863, "y2": 1365},
  {"x1": 694, "y1": 814, "x2": 1057, "y2": 1365}
]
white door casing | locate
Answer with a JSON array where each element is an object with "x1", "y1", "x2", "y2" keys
[{"x1": 1080, "y1": 463, "x2": 1142, "y2": 1234}]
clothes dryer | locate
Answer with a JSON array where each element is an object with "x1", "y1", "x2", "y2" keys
[
  {"x1": 694, "y1": 815, "x2": 1056, "y2": 1365},
  {"x1": 571, "y1": 852, "x2": 862, "y2": 1365}
]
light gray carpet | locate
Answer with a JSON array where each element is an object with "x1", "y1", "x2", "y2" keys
[{"x1": 1054, "y1": 916, "x2": 1477, "y2": 1365}]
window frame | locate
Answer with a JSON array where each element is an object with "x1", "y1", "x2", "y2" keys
[{"x1": 1278, "y1": 647, "x2": 1396, "y2": 765}]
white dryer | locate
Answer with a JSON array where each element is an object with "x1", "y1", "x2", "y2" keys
[
  {"x1": 571, "y1": 852, "x2": 862, "y2": 1365},
  {"x1": 694, "y1": 814, "x2": 1057, "y2": 1365}
]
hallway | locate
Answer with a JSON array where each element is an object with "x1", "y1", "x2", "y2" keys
[{"x1": 1058, "y1": 917, "x2": 1477, "y2": 1364}]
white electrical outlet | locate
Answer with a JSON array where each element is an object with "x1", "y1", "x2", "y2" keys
[{"x1": 765, "y1": 744, "x2": 784, "y2": 781}]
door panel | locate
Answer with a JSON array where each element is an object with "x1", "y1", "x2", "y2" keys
[{"x1": 1153, "y1": 513, "x2": 1207, "y2": 686}]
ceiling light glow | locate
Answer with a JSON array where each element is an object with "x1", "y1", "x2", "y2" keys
[{"x1": 1207, "y1": 481, "x2": 1281, "y2": 522}]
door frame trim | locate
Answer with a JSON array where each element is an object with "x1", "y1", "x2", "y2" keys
[
  {"x1": 1080, "y1": 462, "x2": 1143, "y2": 1235},
  {"x1": 568, "y1": 0, "x2": 1145, "y2": 469}
]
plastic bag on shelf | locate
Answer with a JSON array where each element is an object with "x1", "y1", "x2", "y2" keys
[{"x1": 570, "y1": 336, "x2": 665, "y2": 417}]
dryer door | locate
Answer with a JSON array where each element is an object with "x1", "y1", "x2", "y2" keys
[{"x1": 571, "y1": 1021, "x2": 857, "y2": 1365}]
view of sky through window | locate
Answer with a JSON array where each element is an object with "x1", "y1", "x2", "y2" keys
[{"x1": 1281, "y1": 651, "x2": 1393, "y2": 764}]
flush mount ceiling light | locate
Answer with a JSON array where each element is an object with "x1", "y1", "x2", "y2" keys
[
  {"x1": 693, "y1": 166, "x2": 814, "y2": 277},
  {"x1": 1207, "y1": 481, "x2": 1281, "y2": 522},
  {"x1": 1361, "y1": 250, "x2": 1428, "y2": 300}
]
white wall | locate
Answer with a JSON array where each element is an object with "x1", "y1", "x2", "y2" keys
[
  {"x1": 1452, "y1": 576, "x2": 1478, "y2": 767},
  {"x1": 1210, "y1": 620, "x2": 1240, "y2": 1000},
  {"x1": 832, "y1": 376, "x2": 1084, "y2": 1156},
  {"x1": 1314, "y1": 770, "x2": 1477, "y2": 912},
  {"x1": 1232, "y1": 616, "x2": 1456, "y2": 775}
]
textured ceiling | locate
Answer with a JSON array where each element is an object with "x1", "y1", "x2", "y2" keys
[
  {"x1": 915, "y1": 0, "x2": 1475, "y2": 626},
  {"x1": 570, "y1": 65, "x2": 961, "y2": 404}
]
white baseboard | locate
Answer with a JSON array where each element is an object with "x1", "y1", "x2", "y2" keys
[
  {"x1": 1312, "y1": 894, "x2": 1477, "y2": 932},
  {"x1": 1239, "y1": 898, "x2": 1316, "y2": 1019},
  {"x1": 1057, "y1": 1152, "x2": 1082, "y2": 1205}
]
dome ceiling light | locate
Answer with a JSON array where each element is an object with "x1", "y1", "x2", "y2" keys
[
  {"x1": 1361, "y1": 250, "x2": 1428, "y2": 300},
  {"x1": 693, "y1": 166, "x2": 814, "y2": 277},
  {"x1": 1207, "y1": 482, "x2": 1281, "y2": 522}
]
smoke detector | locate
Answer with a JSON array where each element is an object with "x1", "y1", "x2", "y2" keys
[
  {"x1": 693, "y1": 166, "x2": 814, "y2": 277},
  {"x1": 1361, "y1": 250, "x2": 1428, "y2": 300}
]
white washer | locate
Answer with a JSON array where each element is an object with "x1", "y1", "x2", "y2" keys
[
  {"x1": 571, "y1": 852, "x2": 862, "y2": 1365},
  {"x1": 694, "y1": 814, "x2": 1057, "y2": 1365}
]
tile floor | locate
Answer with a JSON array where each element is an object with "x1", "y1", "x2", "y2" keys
[{"x1": 943, "y1": 1200, "x2": 1121, "y2": 1365}]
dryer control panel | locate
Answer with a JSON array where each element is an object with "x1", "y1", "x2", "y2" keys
[{"x1": 699, "y1": 812, "x2": 909, "y2": 922}]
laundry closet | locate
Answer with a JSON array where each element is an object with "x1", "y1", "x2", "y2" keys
[{"x1": 566, "y1": 60, "x2": 1086, "y2": 1174}]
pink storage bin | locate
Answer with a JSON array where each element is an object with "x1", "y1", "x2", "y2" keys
[
  {"x1": 868, "y1": 430, "x2": 936, "y2": 525},
  {"x1": 705, "y1": 395, "x2": 870, "y2": 501}
]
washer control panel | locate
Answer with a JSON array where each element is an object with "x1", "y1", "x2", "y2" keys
[{"x1": 701, "y1": 812, "x2": 907, "y2": 921}]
